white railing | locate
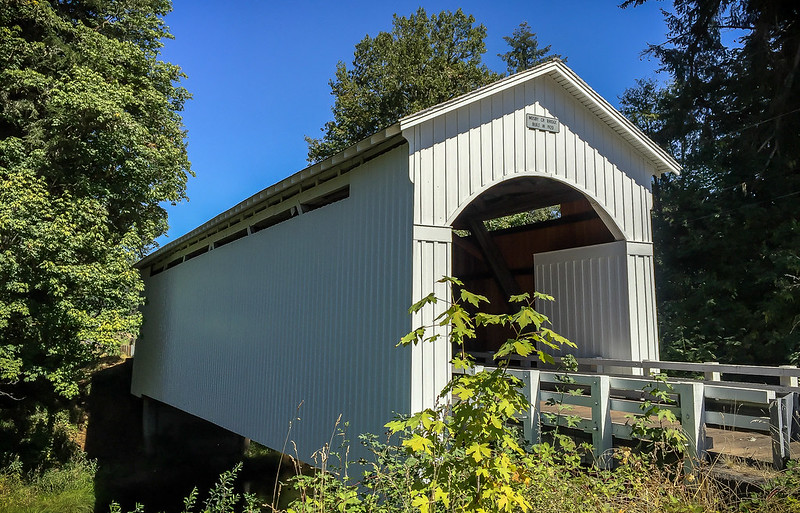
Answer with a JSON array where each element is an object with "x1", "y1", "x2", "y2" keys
[
  {"x1": 462, "y1": 357, "x2": 799, "y2": 470},
  {"x1": 561, "y1": 357, "x2": 800, "y2": 389},
  {"x1": 468, "y1": 352, "x2": 800, "y2": 388}
]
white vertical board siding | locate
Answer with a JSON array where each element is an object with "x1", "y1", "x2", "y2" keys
[
  {"x1": 404, "y1": 75, "x2": 656, "y2": 244},
  {"x1": 131, "y1": 146, "x2": 414, "y2": 461},
  {"x1": 534, "y1": 242, "x2": 630, "y2": 361},
  {"x1": 410, "y1": 227, "x2": 453, "y2": 412},
  {"x1": 626, "y1": 243, "x2": 660, "y2": 362},
  {"x1": 533, "y1": 242, "x2": 659, "y2": 367}
]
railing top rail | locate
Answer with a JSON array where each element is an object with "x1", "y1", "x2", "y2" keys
[
  {"x1": 457, "y1": 363, "x2": 798, "y2": 395},
  {"x1": 567, "y1": 357, "x2": 800, "y2": 378},
  {"x1": 543, "y1": 356, "x2": 800, "y2": 378},
  {"x1": 469, "y1": 352, "x2": 800, "y2": 378}
]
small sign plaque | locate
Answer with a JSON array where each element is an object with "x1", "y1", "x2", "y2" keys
[{"x1": 526, "y1": 114, "x2": 560, "y2": 133}]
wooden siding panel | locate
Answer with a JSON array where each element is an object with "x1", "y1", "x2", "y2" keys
[
  {"x1": 131, "y1": 147, "x2": 414, "y2": 462},
  {"x1": 559, "y1": 85, "x2": 576, "y2": 184},
  {"x1": 457, "y1": 107, "x2": 470, "y2": 200},
  {"x1": 480, "y1": 98, "x2": 493, "y2": 189},
  {"x1": 492, "y1": 93, "x2": 504, "y2": 182},
  {"x1": 410, "y1": 235, "x2": 452, "y2": 412},
  {"x1": 417, "y1": 122, "x2": 434, "y2": 227},
  {"x1": 503, "y1": 88, "x2": 516, "y2": 176},
  {"x1": 468, "y1": 102, "x2": 482, "y2": 196},
  {"x1": 433, "y1": 116, "x2": 447, "y2": 225},
  {"x1": 524, "y1": 80, "x2": 537, "y2": 172},
  {"x1": 445, "y1": 111, "x2": 459, "y2": 224},
  {"x1": 514, "y1": 84, "x2": 526, "y2": 172},
  {"x1": 627, "y1": 247, "x2": 659, "y2": 361},
  {"x1": 534, "y1": 242, "x2": 633, "y2": 361}
]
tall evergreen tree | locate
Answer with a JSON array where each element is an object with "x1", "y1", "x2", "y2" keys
[
  {"x1": 0, "y1": 0, "x2": 191, "y2": 400},
  {"x1": 498, "y1": 21, "x2": 563, "y2": 74},
  {"x1": 620, "y1": 1, "x2": 800, "y2": 364}
]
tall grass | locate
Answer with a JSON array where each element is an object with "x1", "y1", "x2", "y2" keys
[
  {"x1": 281, "y1": 433, "x2": 800, "y2": 513},
  {"x1": 0, "y1": 455, "x2": 95, "y2": 513},
  {"x1": 3, "y1": 439, "x2": 797, "y2": 513}
]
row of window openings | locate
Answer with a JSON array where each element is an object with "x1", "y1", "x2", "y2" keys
[{"x1": 150, "y1": 186, "x2": 350, "y2": 277}]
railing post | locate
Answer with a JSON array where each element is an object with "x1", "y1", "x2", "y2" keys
[
  {"x1": 675, "y1": 382, "x2": 706, "y2": 466},
  {"x1": 770, "y1": 394, "x2": 793, "y2": 470},
  {"x1": 642, "y1": 360, "x2": 661, "y2": 378},
  {"x1": 793, "y1": 392, "x2": 800, "y2": 443},
  {"x1": 590, "y1": 375, "x2": 612, "y2": 468},
  {"x1": 704, "y1": 362, "x2": 721, "y2": 382},
  {"x1": 518, "y1": 370, "x2": 541, "y2": 446},
  {"x1": 779, "y1": 365, "x2": 799, "y2": 388}
]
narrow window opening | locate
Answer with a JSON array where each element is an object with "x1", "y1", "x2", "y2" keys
[
  {"x1": 165, "y1": 257, "x2": 184, "y2": 269},
  {"x1": 250, "y1": 209, "x2": 294, "y2": 233},
  {"x1": 213, "y1": 228, "x2": 248, "y2": 249},
  {"x1": 300, "y1": 185, "x2": 350, "y2": 213},
  {"x1": 184, "y1": 245, "x2": 210, "y2": 262}
]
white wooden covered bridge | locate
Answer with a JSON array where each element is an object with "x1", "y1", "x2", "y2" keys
[{"x1": 131, "y1": 60, "x2": 682, "y2": 459}]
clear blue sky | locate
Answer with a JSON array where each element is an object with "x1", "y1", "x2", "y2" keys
[{"x1": 157, "y1": 0, "x2": 671, "y2": 245}]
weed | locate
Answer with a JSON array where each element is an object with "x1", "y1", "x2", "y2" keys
[{"x1": 0, "y1": 454, "x2": 95, "y2": 513}]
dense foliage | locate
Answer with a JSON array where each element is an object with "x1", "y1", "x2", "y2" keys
[
  {"x1": 306, "y1": 8, "x2": 497, "y2": 163},
  {"x1": 306, "y1": 11, "x2": 560, "y2": 163},
  {"x1": 620, "y1": 0, "x2": 800, "y2": 364},
  {"x1": 0, "y1": 0, "x2": 190, "y2": 399}
]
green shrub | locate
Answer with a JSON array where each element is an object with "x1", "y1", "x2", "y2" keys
[{"x1": 107, "y1": 462, "x2": 262, "y2": 513}]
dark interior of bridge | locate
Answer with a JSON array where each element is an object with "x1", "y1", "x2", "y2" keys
[{"x1": 450, "y1": 177, "x2": 616, "y2": 355}]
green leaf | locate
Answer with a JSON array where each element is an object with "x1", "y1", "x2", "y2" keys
[
  {"x1": 509, "y1": 292, "x2": 530, "y2": 303},
  {"x1": 438, "y1": 276, "x2": 464, "y2": 286},
  {"x1": 403, "y1": 434, "x2": 433, "y2": 454},
  {"x1": 409, "y1": 293, "x2": 437, "y2": 313},
  {"x1": 398, "y1": 327, "x2": 425, "y2": 346},
  {"x1": 460, "y1": 289, "x2": 489, "y2": 307},
  {"x1": 452, "y1": 355, "x2": 474, "y2": 370},
  {"x1": 384, "y1": 419, "x2": 406, "y2": 433},
  {"x1": 452, "y1": 385, "x2": 474, "y2": 400},
  {"x1": 466, "y1": 442, "x2": 491, "y2": 462},
  {"x1": 512, "y1": 340, "x2": 533, "y2": 357}
]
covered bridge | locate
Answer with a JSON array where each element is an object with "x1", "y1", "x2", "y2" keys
[{"x1": 131, "y1": 60, "x2": 680, "y2": 458}]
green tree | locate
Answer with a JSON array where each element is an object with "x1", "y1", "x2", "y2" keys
[
  {"x1": 306, "y1": 8, "x2": 499, "y2": 163},
  {"x1": 0, "y1": 0, "x2": 190, "y2": 400},
  {"x1": 620, "y1": 1, "x2": 800, "y2": 364},
  {"x1": 498, "y1": 21, "x2": 563, "y2": 74}
]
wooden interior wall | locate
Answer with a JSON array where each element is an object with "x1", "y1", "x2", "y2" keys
[{"x1": 452, "y1": 198, "x2": 615, "y2": 353}]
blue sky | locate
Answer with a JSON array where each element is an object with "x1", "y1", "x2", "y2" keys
[{"x1": 157, "y1": 0, "x2": 672, "y2": 245}]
